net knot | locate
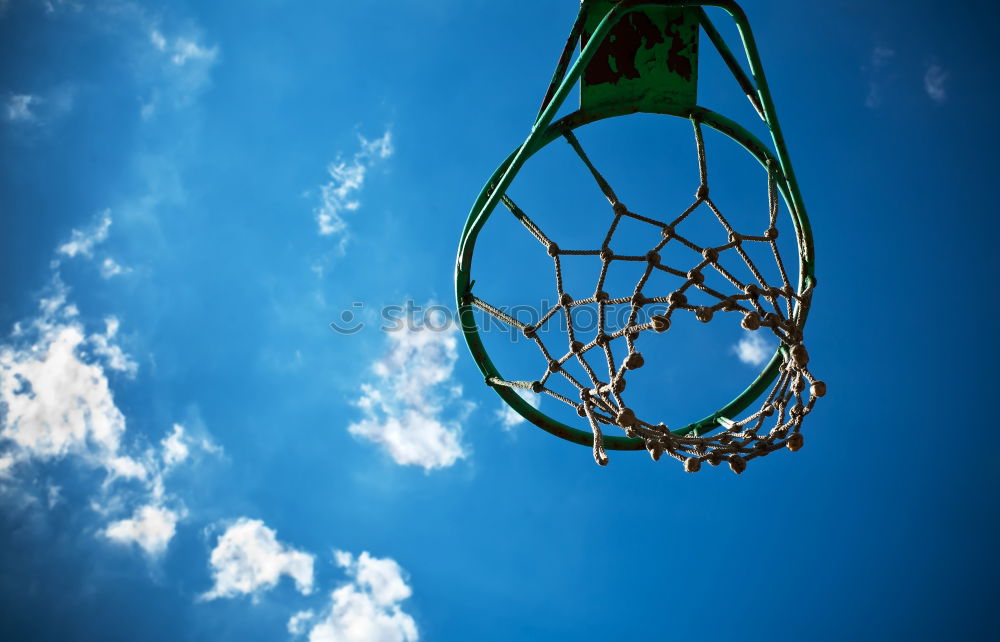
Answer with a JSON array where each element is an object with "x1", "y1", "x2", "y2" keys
[
  {"x1": 616, "y1": 407, "x2": 637, "y2": 427},
  {"x1": 811, "y1": 381, "x2": 827, "y2": 398},
  {"x1": 696, "y1": 184, "x2": 710, "y2": 200},
  {"x1": 684, "y1": 457, "x2": 701, "y2": 473},
  {"x1": 668, "y1": 291, "x2": 687, "y2": 306},
  {"x1": 599, "y1": 247, "x2": 614, "y2": 262},
  {"x1": 624, "y1": 352, "x2": 645, "y2": 370},
  {"x1": 645, "y1": 250, "x2": 660, "y2": 265},
  {"x1": 547, "y1": 242, "x2": 560, "y2": 257},
  {"x1": 786, "y1": 432, "x2": 804, "y2": 452},
  {"x1": 651, "y1": 315, "x2": 670, "y2": 332},
  {"x1": 728, "y1": 455, "x2": 747, "y2": 474},
  {"x1": 696, "y1": 307, "x2": 713, "y2": 323},
  {"x1": 790, "y1": 344, "x2": 809, "y2": 367},
  {"x1": 741, "y1": 311, "x2": 761, "y2": 331},
  {"x1": 764, "y1": 227, "x2": 779, "y2": 240},
  {"x1": 612, "y1": 202, "x2": 628, "y2": 216},
  {"x1": 702, "y1": 247, "x2": 719, "y2": 262},
  {"x1": 560, "y1": 292, "x2": 573, "y2": 307}
]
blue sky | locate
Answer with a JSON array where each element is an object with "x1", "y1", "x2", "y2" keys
[{"x1": 1, "y1": 1, "x2": 998, "y2": 640}]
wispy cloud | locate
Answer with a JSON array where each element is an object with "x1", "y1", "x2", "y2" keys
[
  {"x1": 924, "y1": 63, "x2": 949, "y2": 103},
  {"x1": 290, "y1": 551, "x2": 418, "y2": 642},
  {"x1": 201, "y1": 518, "x2": 315, "y2": 601},
  {"x1": 732, "y1": 331, "x2": 771, "y2": 366},
  {"x1": 149, "y1": 29, "x2": 218, "y2": 67},
  {"x1": 3, "y1": 86, "x2": 76, "y2": 130},
  {"x1": 141, "y1": 26, "x2": 219, "y2": 117},
  {"x1": 58, "y1": 209, "x2": 112, "y2": 258},
  {"x1": 863, "y1": 45, "x2": 895, "y2": 109},
  {"x1": 5, "y1": 94, "x2": 38, "y2": 122},
  {"x1": 314, "y1": 131, "x2": 393, "y2": 247},
  {"x1": 348, "y1": 315, "x2": 470, "y2": 471},
  {"x1": 88, "y1": 316, "x2": 138, "y2": 376},
  {"x1": 496, "y1": 389, "x2": 541, "y2": 430},
  {"x1": 56, "y1": 209, "x2": 132, "y2": 278}
]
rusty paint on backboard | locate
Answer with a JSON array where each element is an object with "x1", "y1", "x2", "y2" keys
[{"x1": 580, "y1": 1, "x2": 699, "y2": 116}]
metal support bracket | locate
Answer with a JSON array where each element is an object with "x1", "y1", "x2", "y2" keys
[{"x1": 580, "y1": 0, "x2": 699, "y2": 116}]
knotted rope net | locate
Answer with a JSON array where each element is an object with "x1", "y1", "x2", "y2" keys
[{"x1": 469, "y1": 117, "x2": 824, "y2": 472}]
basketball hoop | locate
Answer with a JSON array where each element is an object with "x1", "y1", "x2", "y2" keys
[{"x1": 456, "y1": 1, "x2": 824, "y2": 472}]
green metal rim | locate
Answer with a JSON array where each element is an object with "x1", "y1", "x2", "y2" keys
[
  {"x1": 455, "y1": 0, "x2": 815, "y2": 451},
  {"x1": 456, "y1": 106, "x2": 811, "y2": 450}
]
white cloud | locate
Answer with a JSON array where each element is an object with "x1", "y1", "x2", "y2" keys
[
  {"x1": 733, "y1": 331, "x2": 771, "y2": 366},
  {"x1": 0, "y1": 283, "x2": 134, "y2": 470},
  {"x1": 348, "y1": 317, "x2": 468, "y2": 471},
  {"x1": 314, "y1": 131, "x2": 393, "y2": 244},
  {"x1": 300, "y1": 551, "x2": 418, "y2": 642},
  {"x1": 150, "y1": 29, "x2": 218, "y2": 67},
  {"x1": 46, "y1": 484, "x2": 61, "y2": 508},
  {"x1": 924, "y1": 63, "x2": 948, "y2": 103},
  {"x1": 160, "y1": 422, "x2": 220, "y2": 469},
  {"x1": 288, "y1": 610, "x2": 316, "y2": 636},
  {"x1": 57, "y1": 209, "x2": 112, "y2": 258},
  {"x1": 3, "y1": 86, "x2": 75, "y2": 127},
  {"x1": 104, "y1": 504, "x2": 180, "y2": 556},
  {"x1": 0, "y1": 269, "x2": 212, "y2": 558},
  {"x1": 160, "y1": 423, "x2": 189, "y2": 467},
  {"x1": 202, "y1": 518, "x2": 315, "y2": 600},
  {"x1": 171, "y1": 38, "x2": 217, "y2": 66},
  {"x1": 89, "y1": 316, "x2": 138, "y2": 377},
  {"x1": 100, "y1": 257, "x2": 129, "y2": 278},
  {"x1": 150, "y1": 29, "x2": 167, "y2": 51},
  {"x1": 5, "y1": 94, "x2": 38, "y2": 122},
  {"x1": 495, "y1": 389, "x2": 540, "y2": 430}
]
